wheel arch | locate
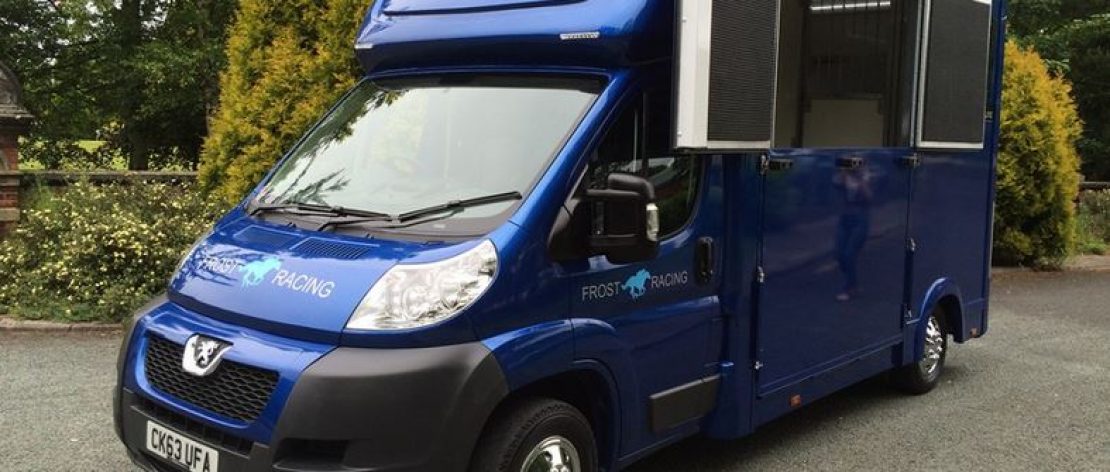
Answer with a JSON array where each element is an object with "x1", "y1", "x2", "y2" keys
[
  {"x1": 912, "y1": 278, "x2": 966, "y2": 362},
  {"x1": 480, "y1": 320, "x2": 624, "y2": 471},
  {"x1": 479, "y1": 362, "x2": 622, "y2": 472}
]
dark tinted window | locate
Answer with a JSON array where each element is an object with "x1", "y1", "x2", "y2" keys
[{"x1": 588, "y1": 93, "x2": 700, "y2": 237}]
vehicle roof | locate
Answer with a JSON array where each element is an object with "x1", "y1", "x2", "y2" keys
[{"x1": 355, "y1": 0, "x2": 673, "y2": 74}]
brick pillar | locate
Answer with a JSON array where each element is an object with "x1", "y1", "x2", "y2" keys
[
  {"x1": 0, "y1": 171, "x2": 17, "y2": 235},
  {"x1": 0, "y1": 61, "x2": 31, "y2": 235},
  {"x1": 0, "y1": 131, "x2": 21, "y2": 235},
  {"x1": 0, "y1": 133, "x2": 17, "y2": 169}
]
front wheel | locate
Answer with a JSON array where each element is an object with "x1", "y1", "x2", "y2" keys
[
  {"x1": 470, "y1": 398, "x2": 598, "y2": 472},
  {"x1": 893, "y1": 309, "x2": 948, "y2": 395}
]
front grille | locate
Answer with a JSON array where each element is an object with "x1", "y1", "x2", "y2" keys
[
  {"x1": 137, "y1": 396, "x2": 254, "y2": 456},
  {"x1": 144, "y1": 335, "x2": 279, "y2": 422}
]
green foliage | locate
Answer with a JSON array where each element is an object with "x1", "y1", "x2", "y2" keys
[
  {"x1": 1062, "y1": 16, "x2": 1110, "y2": 181},
  {"x1": 1008, "y1": 3, "x2": 1110, "y2": 180},
  {"x1": 1008, "y1": 0, "x2": 1108, "y2": 39},
  {"x1": 0, "y1": 0, "x2": 235, "y2": 171},
  {"x1": 20, "y1": 139, "x2": 120, "y2": 171},
  {"x1": 0, "y1": 182, "x2": 222, "y2": 322},
  {"x1": 0, "y1": 1, "x2": 105, "y2": 144},
  {"x1": 994, "y1": 41, "x2": 1082, "y2": 269},
  {"x1": 1077, "y1": 190, "x2": 1110, "y2": 255},
  {"x1": 198, "y1": 0, "x2": 371, "y2": 205}
]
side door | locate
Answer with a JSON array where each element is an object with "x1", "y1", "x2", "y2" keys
[
  {"x1": 757, "y1": 149, "x2": 911, "y2": 394},
  {"x1": 567, "y1": 88, "x2": 723, "y2": 452},
  {"x1": 754, "y1": 0, "x2": 916, "y2": 397}
]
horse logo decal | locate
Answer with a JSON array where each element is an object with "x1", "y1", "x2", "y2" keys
[
  {"x1": 239, "y1": 257, "x2": 282, "y2": 287},
  {"x1": 621, "y1": 269, "x2": 652, "y2": 299}
]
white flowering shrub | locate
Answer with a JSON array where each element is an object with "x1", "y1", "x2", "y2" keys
[{"x1": 0, "y1": 181, "x2": 223, "y2": 322}]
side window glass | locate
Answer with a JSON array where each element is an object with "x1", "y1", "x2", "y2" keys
[
  {"x1": 588, "y1": 105, "x2": 640, "y2": 188},
  {"x1": 587, "y1": 93, "x2": 701, "y2": 238},
  {"x1": 648, "y1": 156, "x2": 698, "y2": 236}
]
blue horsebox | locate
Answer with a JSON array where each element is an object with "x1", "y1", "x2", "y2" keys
[{"x1": 116, "y1": 1, "x2": 1006, "y2": 471}]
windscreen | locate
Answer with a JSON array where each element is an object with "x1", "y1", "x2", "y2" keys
[{"x1": 256, "y1": 76, "x2": 600, "y2": 222}]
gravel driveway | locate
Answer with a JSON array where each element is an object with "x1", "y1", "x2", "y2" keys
[{"x1": 1, "y1": 270, "x2": 1108, "y2": 471}]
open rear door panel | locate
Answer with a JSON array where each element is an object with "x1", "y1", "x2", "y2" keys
[
  {"x1": 916, "y1": 0, "x2": 993, "y2": 149},
  {"x1": 674, "y1": 0, "x2": 782, "y2": 153}
]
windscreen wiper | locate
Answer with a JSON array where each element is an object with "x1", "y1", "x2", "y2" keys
[
  {"x1": 397, "y1": 191, "x2": 523, "y2": 222},
  {"x1": 312, "y1": 191, "x2": 523, "y2": 232},
  {"x1": 250, "y1": 201, "x2": 391, "y2": 220}
]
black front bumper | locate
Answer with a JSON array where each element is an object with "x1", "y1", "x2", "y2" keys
[{"x1": 118, "y1": 342, "x2": 508, "y2": 472}]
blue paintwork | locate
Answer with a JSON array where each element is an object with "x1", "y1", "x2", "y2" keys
[
  {"x1": 117, "y1": 0, "x2": 1008, "y2": 470},
  {"x1": 169, "y1": 210, "x2": 483, "y2": 347},
  {"x1": 757, "y1": 147, "x2": 911, "y2": 396},
  {"x1": 560, "y1": 151, "x2": 726, "y2": 460},
  {"x1": 482, "y1": 320, "x2": 575, "y2": 390}
]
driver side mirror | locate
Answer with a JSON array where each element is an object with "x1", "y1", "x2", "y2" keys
[{"x1": 549, "y1": 173, "x2": 660, "y2": 264}]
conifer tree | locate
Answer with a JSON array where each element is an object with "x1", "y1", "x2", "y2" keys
[
  {"x1": 994, "y1": 41, "x2": 1083, "y2": 268},
  {"x1": 199, "y1": 0, "x2": 370, "y2": 203}
]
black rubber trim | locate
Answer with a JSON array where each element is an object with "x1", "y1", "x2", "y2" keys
[
  {"x1": 118, "y1": 342, "x2": 507, "y2": 472},
  {"x1": 119, "y1": 389, "x2": 273, "y2": 472},
  {"x1": 273, "y1": 342, "x2": 509, "y2": 472},
  {"x1": 649, "y1": 375, "x2": 720, "y2": 433}
]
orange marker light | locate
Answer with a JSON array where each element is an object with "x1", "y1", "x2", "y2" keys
[{"x1": 790, "y1": 395, "x2": 803, "y2": 408}]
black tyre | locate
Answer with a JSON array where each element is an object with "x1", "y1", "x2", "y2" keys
[
  {"x1": 470, "y1": 398, "x2": 598, "y2": 472},
  {"x1": 893, "y1": 308, "x2": 949, "y2": 395}
]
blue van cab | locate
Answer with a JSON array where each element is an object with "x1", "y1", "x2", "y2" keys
[{"x1": 115, "y1": 0, "x2": 1005, "y2": 471}]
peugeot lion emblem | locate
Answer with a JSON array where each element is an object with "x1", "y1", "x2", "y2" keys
[{"x1": 182, "y1": 334, "x2": 232, "y2": 377}]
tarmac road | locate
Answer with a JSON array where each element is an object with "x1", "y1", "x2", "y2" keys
[{"x1": 1, "y1": 270, "x2": 1108, "y2": 471}]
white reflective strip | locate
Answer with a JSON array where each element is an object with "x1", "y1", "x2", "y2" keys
[
  {"x1": 708, "y1": 140, "x2": 772, "y2": 149},
  {"x1": 913, "y1": 0, "x2": 933, "y2": 147},
  {"x1": 675, "y1": 0, "x2": 712, "y2": 150},
  {"x1": 918, "y1": 140, "x2": 985, "y2": 150},
  {"x1": 809, "y1": 1, "x2": 891, "y2": 13}
]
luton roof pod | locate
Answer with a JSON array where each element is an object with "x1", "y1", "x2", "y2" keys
[
  {"x1": 357, "y1": 0, "x2": 996, "y2": 154},
  {"x1": 354, "y1": 0, "x2": 674, "y2": 73},
  {"x1": 673, "y1": 0, "x2": 996, "y2": 152}
]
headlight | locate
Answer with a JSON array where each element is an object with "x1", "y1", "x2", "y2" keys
[{"x1": 346, "y1": 240, "x2": 498, "y2": 331}]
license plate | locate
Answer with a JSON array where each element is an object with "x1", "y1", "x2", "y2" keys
[{"x1": 145, "y1": 421, "x2": 220, "y2": 472}]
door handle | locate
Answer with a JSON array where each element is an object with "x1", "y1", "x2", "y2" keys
[
  {"x1": 900, "y1": 153, "x2": 922, "y2": 169},
  {"x1": 696, "y1": 237, "x2": 715, "y2": 285},
  {"x1": 761, "y1": 156, "x2": 795, "y2": 174},
  {"x1": 836, "y1": 156, "x2": 864, "y2": 169}
]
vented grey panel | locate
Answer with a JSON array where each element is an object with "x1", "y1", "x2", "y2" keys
[
  {"x1": 234, "y1": 226, "x2": 298, "y2": 248},
  {"x1": 707, "y1": 0, "x2": 779, "y2": 145},
  {"x1": 674, "y1": 0, "x2": 781, "y2": 151},
  {"x1": 292, "y1": 238, "x2": 373, "y2": 260},
  {"x1": 917, "y1": 0, "x2": 992, "y2": 149}
]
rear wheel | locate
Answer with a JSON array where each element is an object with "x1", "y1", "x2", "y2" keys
[
  {"x1": 470, "y1": 398, "x2": 597, "y2": 472},
  {"x1": 894, "y1": 309, "x2": 948, "y2": 395}
]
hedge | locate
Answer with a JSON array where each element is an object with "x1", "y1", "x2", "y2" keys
[{"x1": 0, "y1": 181, "x2": 222, "y2": 322}]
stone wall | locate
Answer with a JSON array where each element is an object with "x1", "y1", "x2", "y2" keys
[{"x1": 0, "y1": 171, "x2": 197, "y2": 236}]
